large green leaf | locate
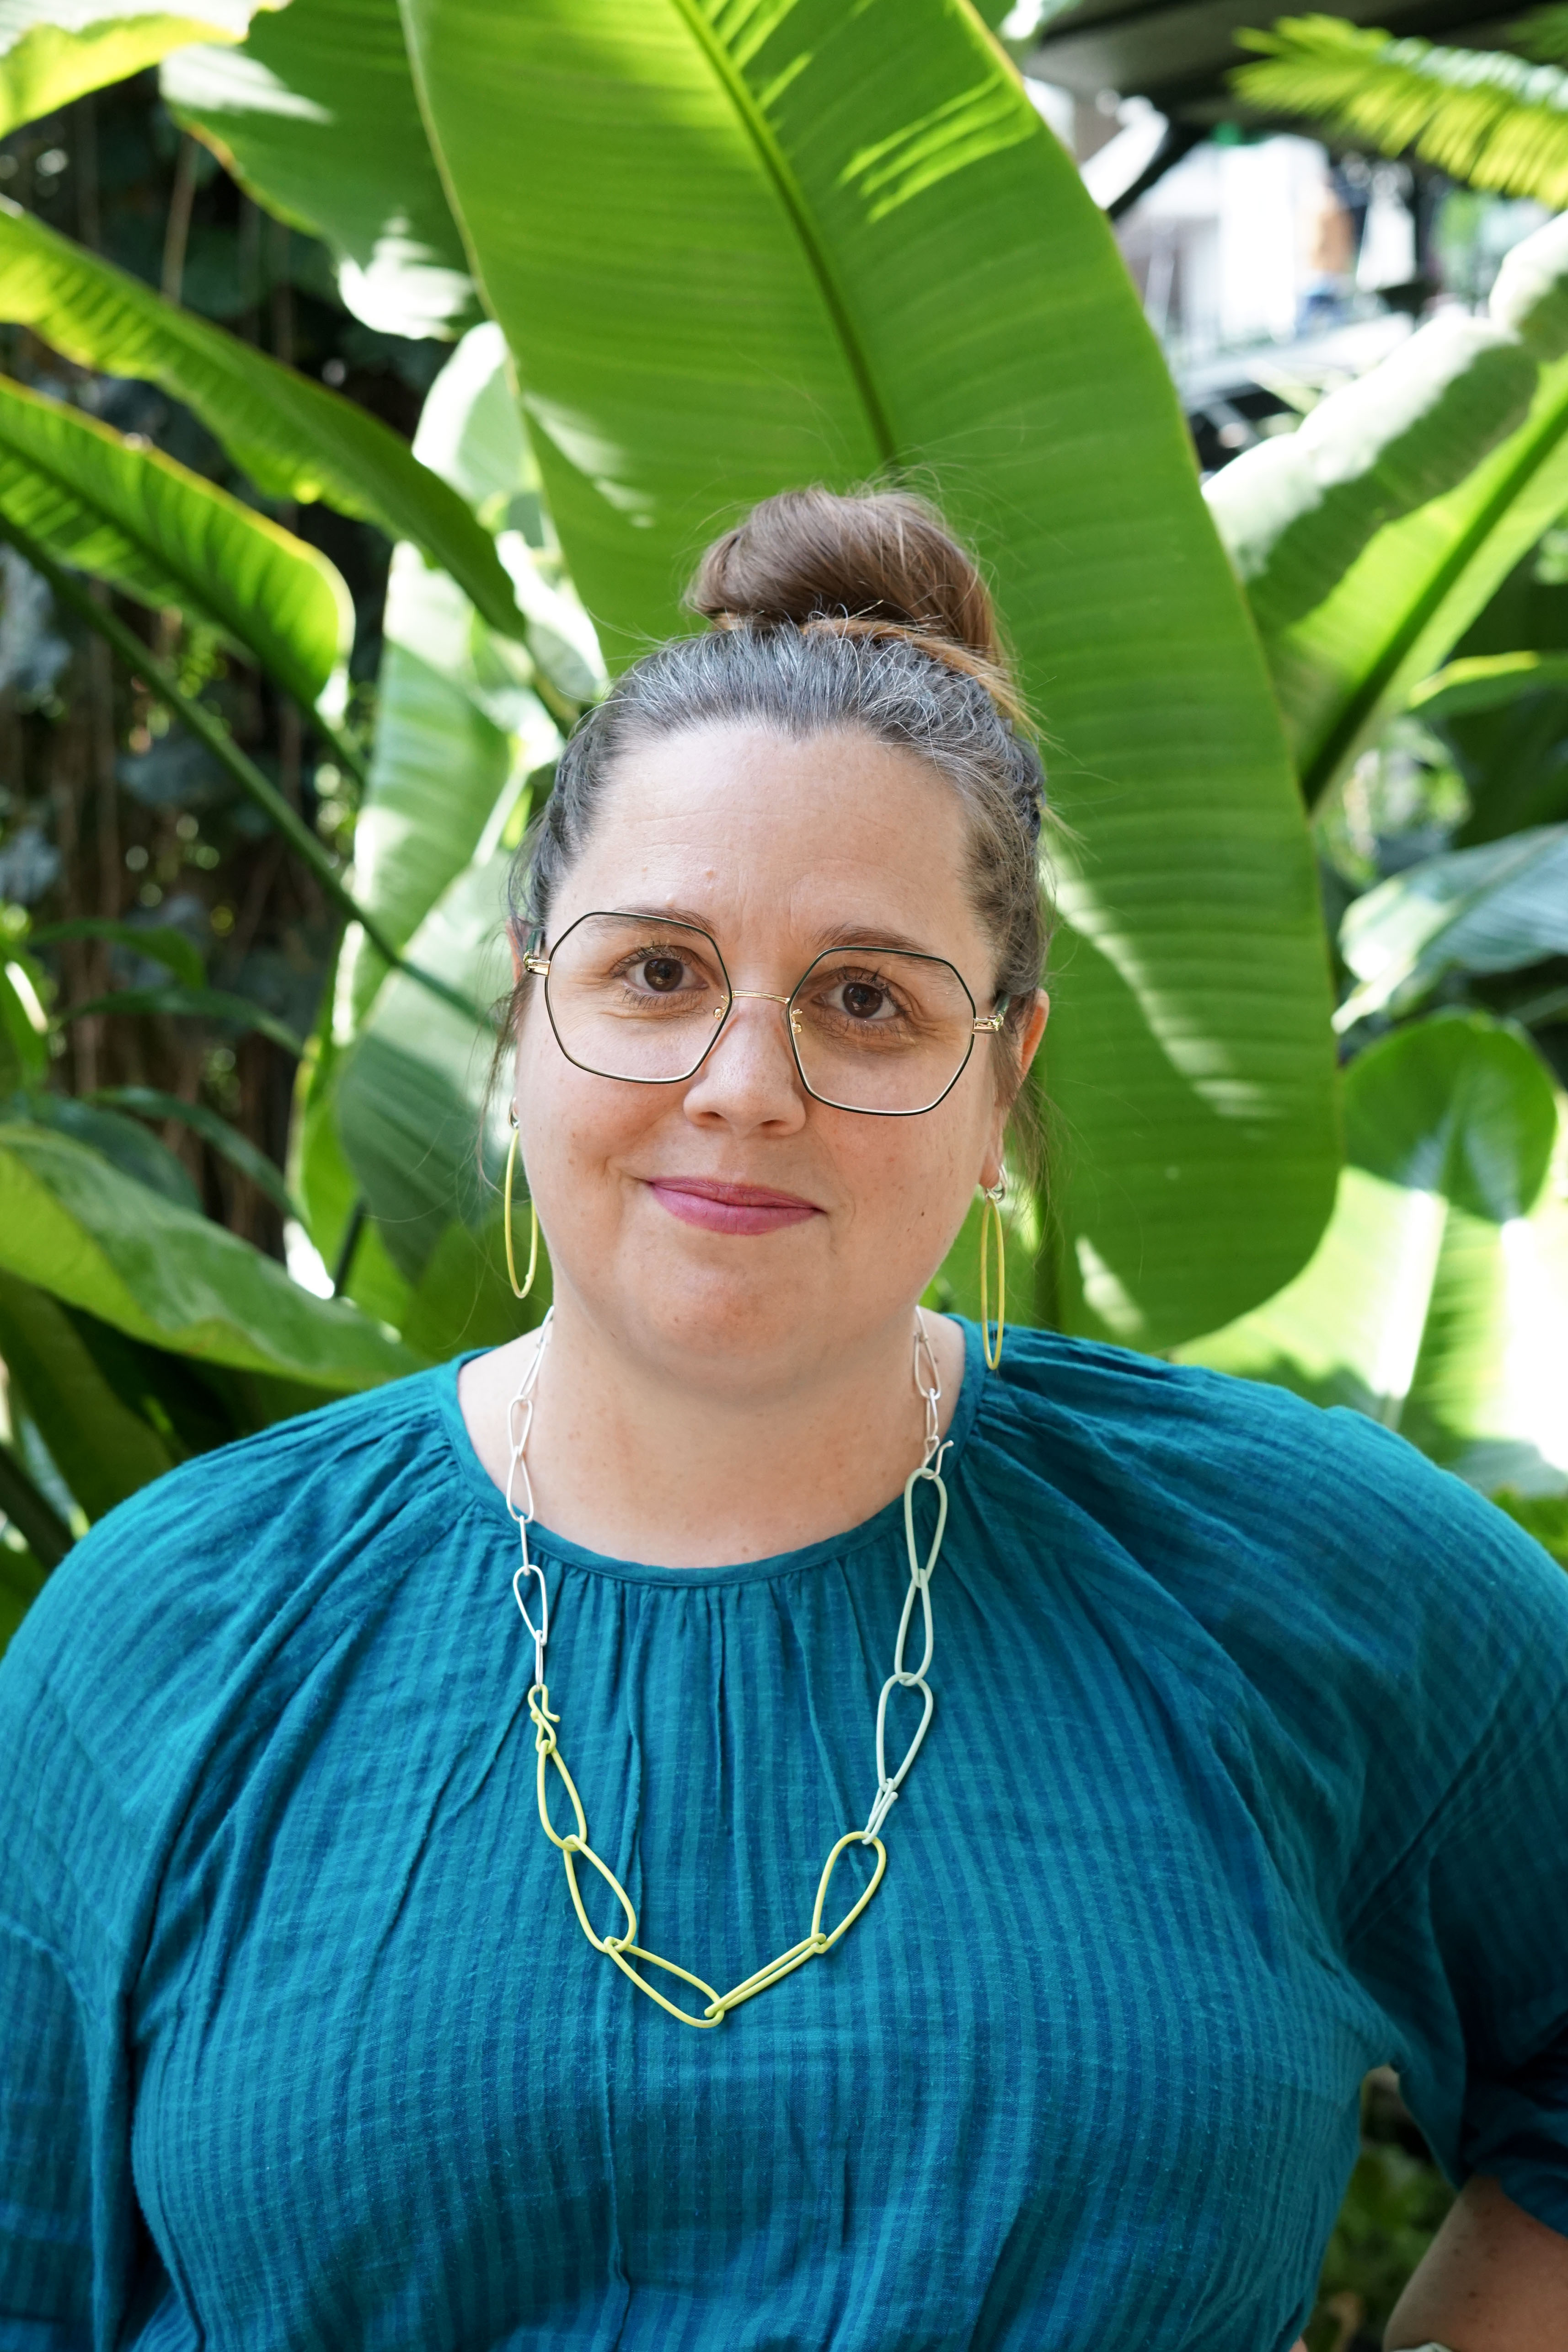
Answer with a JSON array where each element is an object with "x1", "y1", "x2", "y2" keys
[
  {"x1": 1338, "y1": 824, "x2": 1568, "y2": 1028},
  {"x1": 334, "y1": 852, "x2": 512, "y2": 1280},
  {"x1": 1182, "y1": 1014, "x2": 1568, "y2": 1495},
  {"x1": 0, "y1": 0, "x2": 256, "y2": 136},
  {"x1": 0, "y1": 200, "x2": 528, "y2": 644},
  {"x1": 1205, "y1": 312, "x2": 1536, "y2": 639},
  {"x1": 0, "y1": 1267, "x2": 173, "y2": 1519},
  {"x1": 400, "y1": 0, "x2": 1340, "y2": 1350},
  {"x1": 162, "y1": 0, "x2": 478, "y2": 342},
  {"x1": 337, "y1": 324, "x2": 558, "y2": 1030},
  {"x1": 1208, "y1": 207, "x2": 1568, "y2": 809},
  {"x1": 1268, "y1": 357, "x2": 1568, "y2": 809},
  {"x1": 0, "y1": 1118, "x2": 417, "y2": 1387},
  {"x1": 0, "y1": 370, "x2": 350, "y2": 707}
]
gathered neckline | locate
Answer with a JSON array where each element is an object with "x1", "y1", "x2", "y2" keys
[{"x1": 431, "y1": 1314, "x2": 987, "y2": 1589}]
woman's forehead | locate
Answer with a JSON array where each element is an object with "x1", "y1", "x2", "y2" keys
[{"x1": 559, "y1": 723, "x2": 978, "y2": 946}]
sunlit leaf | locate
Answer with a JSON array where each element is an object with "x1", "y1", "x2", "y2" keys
[
  {"x1": 0, "y1": 1117, "x2": 417, "y2": 1386},
  {"x1": 337, "y1": 324, "x2": 559, "y2": 1031},
  {"x1": 1182, "y1": 1014, "x2": 1568, "y2": 1496},
  {"x1": 0, "y1": 0, "x2": 257, "y2": 138},
  {"x1": 1206, "y1": 311, "x2": 1536, "y2": 636},
  {"x1": 1233, "y1": 16, "x2": 1568, "y2": 211},
  {"x1": 0, "y1": 199, "x2": 529, "y2": 644},
  {"x1": 162, "y1": 0, "x2": 478, "y2": 341},
  {"x1": 402, "y1": 0, "x2": 1340, "y2": 1348},
  {"x1": 0, "y1": 371, "x2": 350, "y2": 707}
]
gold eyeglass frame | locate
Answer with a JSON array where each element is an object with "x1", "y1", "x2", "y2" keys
[{"x1": 522, "y1": 911, "x2": 1010, "y2": 1118}]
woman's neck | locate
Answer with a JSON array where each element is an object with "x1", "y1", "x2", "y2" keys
[{"x1": 456, "y1": 1298, "x2": 966, "y2": 1569}]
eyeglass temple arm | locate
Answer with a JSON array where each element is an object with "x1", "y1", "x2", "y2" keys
[{"x1": 973, "y1": 994, "x2": 1011, "y2": 1035}]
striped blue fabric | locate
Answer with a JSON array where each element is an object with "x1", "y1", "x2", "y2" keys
[{"x1": 2, "y1": 1319, "x2": 1567, "y2": 2351}]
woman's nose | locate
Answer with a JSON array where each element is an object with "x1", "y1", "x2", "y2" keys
[{"x1": 681, "y1": 994, "x2": 806, "y2": 1130}]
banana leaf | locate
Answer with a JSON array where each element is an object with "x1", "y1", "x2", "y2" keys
[
  {"x1": 163, "y1": 0, "x2": 477, "y2": 342},
  {"x1": 333, "y1": 853, "x2": 512, "y2": 1281},
  {"x1": 0, "y1": 372, "x2": 350, "y2": 709},
  {"x1": 0, "y1": 1, "x2": 254, "y2": 137},
  {"x1": 1272, "y1": 355, "x2": 1568, "y2": 809},
  {"x1": 1338, "y1": 825, "x2": 1568, "y2": 1028},
  {"x1": 1205, "y1": 312, "x2": 1536, "y2": 639},
  {"x1": 336, "y1": 327, "x2": 557, "y2": 1030},
  {"x1": 0, "y1": 1118, "x2": 417, "y2": 1387},
  {"x1": 0, "y1": 1267, "x2": 173, "y2": 1519},
  {"x1": 0, "y1": 200, "x2": 528, "y2": 645},
  {"x1": 1182, "y1": 1013, "x2": 1568, "y2": 1496},
  {"x1": 401, "y1": 0, "x2": 1340, "y2": 1350}
]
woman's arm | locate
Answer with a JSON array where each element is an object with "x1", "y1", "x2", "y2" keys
[{"x1": 1385, "y1": 2176, "x2": 1568, "y2": 2350}]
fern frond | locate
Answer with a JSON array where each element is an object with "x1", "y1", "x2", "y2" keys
[{"x1": 1233, "y1": 15, "x2": 1568, "y2": 207}]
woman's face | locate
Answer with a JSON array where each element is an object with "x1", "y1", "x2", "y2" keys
[{"x1": 513, "y1": 723, "x2": 1046, "y2": 1391}]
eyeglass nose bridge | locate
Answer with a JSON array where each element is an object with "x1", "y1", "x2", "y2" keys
[{"x1": 706, "y1": 987, "x2": 804, "y2": 1042}]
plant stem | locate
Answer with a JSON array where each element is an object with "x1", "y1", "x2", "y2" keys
[
  {"x1": 0, "y1": 1440, "x2": 72, "y2": 1571},
  {"x1": 0, "y1": 520, "x2": 489, "y2": 1030}
]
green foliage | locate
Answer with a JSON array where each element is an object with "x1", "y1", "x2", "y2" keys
[
  {"x1": 1234, "y1": 15, "x2": 1568, "y2": 210},
  {"x1": 1337, "y1": 823, "x2": 1568, "y2": 1025},
  {"x1": 1207, "y1": 312, "x2": 1536, "y2": 637},
  {"x1": 0, "y1": 1118, "x2": 417, "y2": 1387},
  {"x1": 1208, "y1": 209, "x2": 1568, "y2": 807},
  {"x1": 0, "y1": 370, "x2": 352, "y2": 708},
  {"x1": 0, "y1": 2, "x2": 255, "y2": 138},
  {"x1": 1492, "y1": 1485, "x2": 1568, "y2": 1560},
  {"x1": 1183, "y1": 1014, "x2": 1568, "y2": 1494},
  {"x1": 404, "y1": 0, "x2": 1340, "y2": 1352},
  {"x1": 0, "y1": 198, "x2": 529, "y2": 643},
  {"x1": 163, "y1": 0, "x2": 479, "y2": 342}
]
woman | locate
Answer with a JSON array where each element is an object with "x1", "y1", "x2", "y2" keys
[{"x1": 1, "y1": 489, "x2": 1565, "y2": 2352}]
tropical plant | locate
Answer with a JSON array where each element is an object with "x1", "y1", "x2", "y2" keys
[
  {"x1": 1233, "y1": 12, "x2": 1568, "y2": 213},
  {"x1": 0, "y1": 0, "x2": 1354, "y2": 1648},
  {"x1": 1190, "y1": 228, "x2": 1568, "y2": 1505}
]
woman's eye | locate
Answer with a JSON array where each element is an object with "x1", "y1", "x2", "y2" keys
[
  {"x1": 637, "y1": 955, "x2": 688, "y2": 993},
  {"x1": 839, "y1": 980, "x2": 888, "y2": 1021}
]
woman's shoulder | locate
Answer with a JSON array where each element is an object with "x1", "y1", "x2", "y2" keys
[
  {"x1": 969, "y1": 1324, "x2": 1568, "y2": 1794},
  {"x1": 0, "y1": 1359, "x2": 469, "y2": 1736}
]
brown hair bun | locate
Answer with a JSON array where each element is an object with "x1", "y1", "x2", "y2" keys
[{"x1": 688, "y1": 487, "x2": 1021, "y2": 721}]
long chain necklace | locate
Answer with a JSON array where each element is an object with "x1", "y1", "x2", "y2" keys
[{"x1": 506, "y1": 1309, "x2": 952, "y2": 2028}]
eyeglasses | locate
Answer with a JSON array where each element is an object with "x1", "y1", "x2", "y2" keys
[{"x1": 524, "y1": 911, "x2": 1010, "y2": 1117}]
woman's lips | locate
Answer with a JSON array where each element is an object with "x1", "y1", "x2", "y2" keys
[{"x1": 645, "y1": 1178, "x2": 823, "y2": 1236}]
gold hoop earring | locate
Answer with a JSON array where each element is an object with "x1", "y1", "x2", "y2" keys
[
  {"x1": 979, "y1": 1178, "x2": 1006, "y2": 1371},
  {"x1": 504, "y1": 1111, "x2": 540, "y2": 1301}
]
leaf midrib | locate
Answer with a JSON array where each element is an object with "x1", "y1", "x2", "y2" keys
[
  {"x1": 664, "y1": 0, "x2": 899, "y2": 470},
  {"x1": 1304, "y1": 371, "x2": 1568, "y2": 809}
]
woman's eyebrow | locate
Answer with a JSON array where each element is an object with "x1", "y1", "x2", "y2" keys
[
  {"x1": 597, "y1": 907, "x2": 938, "y2": 959},
  {"x1": 805, "y1": 924, "x2": 936, "y2": 957}
]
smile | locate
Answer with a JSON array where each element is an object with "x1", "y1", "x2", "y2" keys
[{"x1": 644, "y1": 1178, "x2": 824, "y2": 1236}]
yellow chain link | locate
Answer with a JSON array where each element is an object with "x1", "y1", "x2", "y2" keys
[{"x1": 527, "y1": 1685, "x2": 888, "y2": 2028}]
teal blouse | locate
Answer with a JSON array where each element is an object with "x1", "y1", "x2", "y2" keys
[{"x1": 2, "y1": 1321, "x2": 1567, "y2": 2351}]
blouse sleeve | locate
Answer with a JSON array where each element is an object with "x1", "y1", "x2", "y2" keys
[
  {"x1": 0, "y1": 1918, "x2": 95, "y2": 2347},
  {"x1": 1337, "y1": 1483, "x2": 1568, "y2": 2234}
]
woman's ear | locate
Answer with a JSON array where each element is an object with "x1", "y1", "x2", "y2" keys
[{"x1": 1019, "y1": 989, "x2": 1049, "y2": 1079}]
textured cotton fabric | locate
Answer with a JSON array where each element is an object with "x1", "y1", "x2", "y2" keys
[{"x1": 3, "y1": 1321, "x2": 1567, "y2": 2352}]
